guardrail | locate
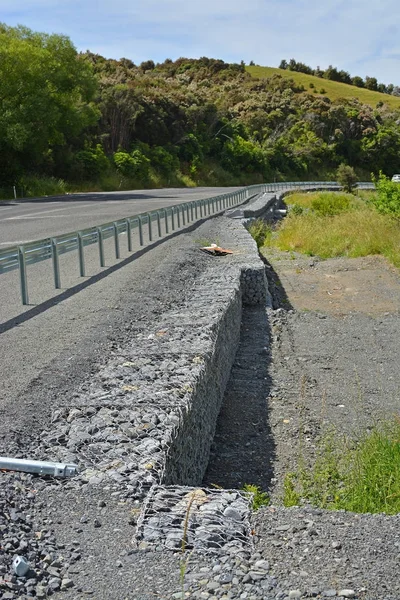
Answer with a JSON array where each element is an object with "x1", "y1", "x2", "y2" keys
[{"x1": 0, "y1": 181, "x2": 374, "y2": 305}]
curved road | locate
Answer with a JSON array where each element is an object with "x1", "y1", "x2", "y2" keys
[{"x1": 0, "y1": 187, "x2": 238, "y2": 247}]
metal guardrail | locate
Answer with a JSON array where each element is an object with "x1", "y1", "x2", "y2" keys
[{"x1": 0, "y1": 181, "x2": 375, "y2": 305}]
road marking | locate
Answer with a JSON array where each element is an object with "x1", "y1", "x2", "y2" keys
[
  {"x1": 7, "y1": 215, "x2": 70, "y2": 220},
  {"x1": 2, "y1": 204, "x2": 94, "y2": 220},
  {"x1": 0, "y1": 241, "x2": 33, "y2": 245}
]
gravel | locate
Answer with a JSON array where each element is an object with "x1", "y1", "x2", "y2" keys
[{"x1": 1, "y1": 211, "x2": 400, "y2": 599}]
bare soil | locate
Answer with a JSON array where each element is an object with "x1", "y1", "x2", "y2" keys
[{"x1": 261, "y1": 248, "x2": 400, "y2": 502}]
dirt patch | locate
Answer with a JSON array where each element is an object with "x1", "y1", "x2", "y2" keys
[
  {"x1": 257, "y1": 248, "x2": 400, "y2": 504},
  {"x1": 263, "y1": 249, "x2": 400, "y2": 316}
]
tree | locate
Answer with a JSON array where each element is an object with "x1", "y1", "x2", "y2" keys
[
  {"x1": 336, "y1": 163, "x2": 357, "y2": 192},
  {"x1": 0, "y1": 24, "x2": 98, "y2": 182}
]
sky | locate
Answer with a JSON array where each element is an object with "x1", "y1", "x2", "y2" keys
[{"x1": 2, "y1": 0, "x2": 400, "y2": 85}]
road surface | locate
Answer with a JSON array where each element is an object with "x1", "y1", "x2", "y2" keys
[{"x1": 0, "y1": 187, "x2": 238, "y2": 247}]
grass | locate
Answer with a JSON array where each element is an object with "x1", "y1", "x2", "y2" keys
[
  {"x1": 283, "y1": 419, "x2": 400, "y2": 515},
  {"x1": 242, "y1": 484, "x2": 270, "y2": 510},
  {"x1": 260, "y1": 191, "x2": 400, "y2": 268},
  {"x1": 246, "y1": 65, "x2": 400, "y2": 110}
]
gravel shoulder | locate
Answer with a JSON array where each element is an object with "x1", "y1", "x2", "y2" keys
[{"x1": 2, "y1": 222, "x2": 400, "y2": 600}]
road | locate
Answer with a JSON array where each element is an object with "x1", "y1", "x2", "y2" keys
[{"x1": 0, "y1": 187, "x2": 238, "y2": 247}]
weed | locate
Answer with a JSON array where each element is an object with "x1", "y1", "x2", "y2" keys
[
  {"x1": 247, "y1": 219, "x2": 272, "y2": 248},
  {"x1": 242, "y1": 484, "x2": 270, "y2": 510},
  {"x1": 266, "y1": 191, "x2": 400, "y2": 268},
  {"x1": 283, "y1": 473, "x2": 301, "y2": 507},
  {"x1": 283, "y1": 418, "x2": 400, "y2": 515}
]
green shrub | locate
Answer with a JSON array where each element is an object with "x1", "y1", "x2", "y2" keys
[
  {"x1": 20, "y1": 175, "x2": 68, "y2": 197},
  {"x1": 150, "y1": 146, "x2": 179, "y2": 175},
  {"x1": 370, "y1": 171, "x2": 400, "y2": 216},
  {"x1": 73, "y1": 145, "x2": 110, "y2": 179},
  {"x1": 242, "y1": 484, "x2": 270, "y2": 510},
  {"x1": 113, "y1": 149, "x2": 150, "y2": 180},
  {"x1": 310, "y1": 192, "x2": 352, "y2": 216},
  {"x1": 336, "y1": 163, "x2": 357, "y2": 192}
]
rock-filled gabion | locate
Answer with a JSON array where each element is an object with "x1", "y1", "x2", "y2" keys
[
  {"x1": 35, "y1": 219, "x2": 271, "y2": 496},
  {"x1": 136, "y1": 486, "x2": 253, "y2": 555},
  {"x1": 1, "y1": 217, "x2": 272, "y2": 596}
]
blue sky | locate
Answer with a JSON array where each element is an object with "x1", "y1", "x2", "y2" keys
[{"x1": 2, "y1": 0, "x2": 400, "y2": 85}]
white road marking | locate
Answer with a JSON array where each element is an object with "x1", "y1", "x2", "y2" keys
[
  {"x1": 0, "y1": 241, "x2": 33, "y2": 245},
  {"x1": 2, "y1": 204, "x2": 94, "y2": 220}
]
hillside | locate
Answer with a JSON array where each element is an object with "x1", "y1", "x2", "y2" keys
[
  {"x1": 247, "y1": 65, "x2": 400, "y2": 110},
  {"x1": 2, "y1": 22, "x2": 400, "y2": 198}
]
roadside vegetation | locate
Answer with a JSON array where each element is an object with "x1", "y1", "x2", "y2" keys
[
  {"x1": 252, "y1": 175, "x2": 400, "y2": 268},
  {"x1": 2, "y1": 23, "x2": 400, "y2": 198},
  {"x1": 283, "y1": 418, "x2": 400, "y2": 515},
  {"x1": 247, "y1": 175, "x2": 400, "y2": 515}
]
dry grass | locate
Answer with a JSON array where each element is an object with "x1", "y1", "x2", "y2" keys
[
  {"x1": 246, "y1": 66, "x2": 400, "y2": 110},
  {"x1": 266, "y1": 192, "x2": 400, "y2": 268}
]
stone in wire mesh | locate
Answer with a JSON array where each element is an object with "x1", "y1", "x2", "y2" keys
[{"x1": 135, "y1": 485, "x2": 253, "y2": 555}]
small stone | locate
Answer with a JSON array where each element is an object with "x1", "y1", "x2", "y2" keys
[
  {"x1": 61, "y1": 578, "x2": 74, "y2": 590},
  {"x1": 338, "y1": 591, "x2": 356, "y2": 598},
  {"x1": 254, "y1": 560, "x2": 269, "y2": 572},
  {"x1": 322, "y1": 591, "x2": 337, "y2": 597},
  {"x1": 219, "y1": 573, "x2": 233, "y2": 584},
  {"x1": 47, "y1": 577, "x2": 61, "y2": 592},
  {"x1": 93, "y1": 519, "x2": 102, "y2": 528},
  {"x1": 206, "y1": 581, "x2": 220, "y2": 591},
  {"x1": 223, "y1": 507, "x2": 242, "y2": 521},
  {"x1": 288, "y1": 592, "x2": 303, "y2": 599},
  {"x1": 331, "y1": 541, "x2": 342, "y2": 550},
  {"x1": 36, "y1": 585, "x2": 47, "y2": 599}
]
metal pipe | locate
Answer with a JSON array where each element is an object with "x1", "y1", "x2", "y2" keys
[{"x1": 0, "y1": 456, "x2": 78, "y2": 478}]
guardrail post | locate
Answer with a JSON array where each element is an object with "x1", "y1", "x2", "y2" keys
[
  {"x1": 113, "y1": 222, "x2": 120, "y2": 259},
  {"x1": 77, "y1": 233, "x2": 85, "y2": 277},
  {"x1": 177, "y1": 206, "x2": 181, "y2": 228},
  {"x1": 126, "y1": 219, "x2": 132, "y2": 252},
  {"x1": 171, "y1": 207, "x2": 175, "y2": 230},
  {"x1": 199, "y1": 201, "x2": 203, "y2": 218},
  {"x1": 187, "y1": 203, "x2": 190, "y2": 222},
  {"x1": 97, "y1": 227, "x2": 105, "y2": 267},
  {"x1": 17, "y1": 246, "x2": 29, "y2": 305},
  {"x1": 157, "y1": 211, "x2": 162, "y2": 237},
  {"x1": 138, "y1": 217, "x2": 144, "y2": 246},
  {"x1": 182, "y1": 204, "x2": 186, "y2": 226},
  {"x1": 164, "y1": 209, "x2": 169, "y2": 234},
  {"x1": 195, "y1": 201, "x2": 198, "y2": 220},
  {"x1": 147, "y1": 214, "x2": 153, "y2": 242},
  {"x1": 51, "y1": 238, "x2": 61, "y2": 289},
  {"x1": 190, "y1": 203, "x2": 194, "y2": 221}
]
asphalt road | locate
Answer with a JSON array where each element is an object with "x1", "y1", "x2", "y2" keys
[{"x1": 0, "y1": 187, "x2": 238, "y2": 247}]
